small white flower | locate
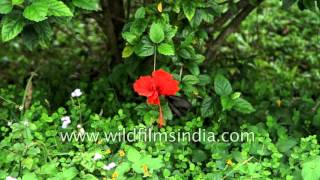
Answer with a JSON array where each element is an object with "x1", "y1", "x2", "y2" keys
[
  {"x1": 61, "y1": 116, "x2": 71, "y2": 122},
  {"x1": 61, "y1": 122, "x2": 69, "y2": 129},
  {"x1": 6, "y1": 176, "x2": 17, "y2": 180},
  {"x1": 61, "y1": 116, "x2": 71, "y2": 129},
  {"x1": 77, "y1": 124, "x2": 82, "y2": 129},
  {"x1": 103, "y1": 162, "x2": 116, "y2": 170},
  {"x1": 18, "y1": 105, "x2": 24, "y2": 111},
  {"x1": 7, "y1": 121, "x2": 12, "y2": 126},
  {"x1": 71, "y1": 89, "x2": 82, "y2": 98},
  {"x1": 92, "y1": 153, "x2": 103, "y2": 161},
  {"x1": 79, "y1": 128, "x2": 85, "y2": 135},
  {"x1": 23, "y1": 120, "x2": 29, "y2": 126}
]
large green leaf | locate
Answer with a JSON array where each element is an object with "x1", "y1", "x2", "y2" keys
[
  {"x1": 302, "y1": 156, "x2": 320, "y2": 180},
  {"x1": 158, "y1": 43, "x2": 175, "y2": 55},
  {"x1": 23, "y1": 1, "x2": 49, "y2": 22},
  {"x1": 1, "y1": 15, "x2": 25, "y2": 42},
  {"x1": 48, "y1": 0, "x2": 73, "y2": 17},
  {"x1": 214, "y1": 74, "x2": 232, "y2": 96},
  {"x1": 0, "y1": 0, "x2": 12, "y2": 14},
  {"x1": 72, "y1": 0, "x2": 99, "y2": 11},
  {"x1": 149, "y1": 22, "x2": 164, "y2": 43}
]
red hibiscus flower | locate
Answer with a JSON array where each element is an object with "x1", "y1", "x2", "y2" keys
[{"x1": 133, "y1": 69, "x2": 180, "y2": 127}]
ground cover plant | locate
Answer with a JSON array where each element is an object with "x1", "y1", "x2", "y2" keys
[{"x1": 0, "y1": 0, "x2": 320, "y2": 179}]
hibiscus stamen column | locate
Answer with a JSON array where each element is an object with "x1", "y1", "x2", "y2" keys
[{"x1": 158, "y1": 101, "x2": 164, "y2": 128}]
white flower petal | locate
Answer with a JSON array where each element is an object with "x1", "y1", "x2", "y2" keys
[
  {"x1": 92, "y1": 153, "x2": 103, "y2": 161},
  {"x1": 6, "y1": 176, "x2": 17, "y2": 180}
]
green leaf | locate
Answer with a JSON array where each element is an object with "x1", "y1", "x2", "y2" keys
[
  {"x1": 158, "y1": 43, "x2": 175, "y2": 55},
  {"x1": 134, "y1": 42, "x2": 154, "y2": 57},
  {"x1": 72, "y1": 0, "x2": 99, "y2": 11},
  {"x1": 48, "y1": 0, "x2": 73, "y2": 17},
  {"x1": 192, "y1": 150, "x2": 207, "y2": 162},
  {"x1": 39, "y1": 162, "x2": 58, "y2": 175},
  {"x1": 60, "y1": 167, "x2": 78, "y2": 180},
  {"x1": 135, "y1": 7, "x2": 145, "y2": 19},
  {"x1": 183, "y1": 2, "x2": 196, "y2": 21},
  {"x1": 22, "y1": 173, "x2": 37, "y2": 180},
  {"x1": 22, "y1": 157, "x2": 33, "y2": 169},
  {"x1": 34, "y1": 21, "x2": 53, "y2": 46},
  {"x1": 276, "y1": 137, "x2": 298, "y2": 153},
  {"x1": 115, "y1": 162, "x2": 131, "y2": 176},
  {"x1": 214, "y1": 74, "x2": 232, "y2": 96},
  {"x1": 233, "y1": 98, "x2": 255, "y2": 114},
  {"x1": 1, "y1": 15, "x2": 25, "y2": 42},
  {"x1": 302, "y1": 156, "x2": 320, "y2": 180},
  {"x1": 149, "y1": 22, "x2": 164, "y2": 43},
  {"x1": 12, "y1": 0, "x2": 24, "y2": 5},
  {"x1": 231, "y1": 92, "x2": 241, "y2": 100},
  {"x1": 198, "y1": 75, "x2": 211, "y2": 86},
  {"x1": 23, "y1": 2, "x2": 49, "y2": 22},
  {"x1": 182, "y1": 75, "x2": 199, "y2": 85},
  {"x1": 122, "y1": 31, "x2": 138, "y2": 44},
  {"x1": 201, "y1": 97, "x2": 214, "y2": 118},
  {"x1": 282, "y1": 0, "x2": 297, "y2": 9},
  {"x1": 147, "y1": 158, "x2": 163, "y2": 170},
  {"x1": 221, "y1": 96, "x2": 234, "y2": 111},
  {"x1": 186, "y1": 63, "x2": 200, "y2": 76},
  {"x1": 127, "y1": 147, "x2": 141, "y2": 162},
  {"x1": 122, "y1": 46, "x2": 134, "y2": 58},
  {"x1": 0, "y1": 0, "x2": 13, "y2": 14}
]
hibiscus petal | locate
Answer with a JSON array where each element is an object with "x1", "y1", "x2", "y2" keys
[
  {"x1": 133, "y1": 76, "x2": 156, "y2": 97},
  {"x1": 152, "y1": 69, "x2": 180, "y2": 96},
  {"x1": 158, "y1": 79, "x2": 180, "y2": 95},
  {"x1": 152, "y1": 69, "x2": 173, "y2": 80}
]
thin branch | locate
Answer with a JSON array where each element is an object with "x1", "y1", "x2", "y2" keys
[
  {"x1": 211, "y1": 0, "x2": 249, "y2": 33},
  {"x1": 206, "y1": 0, "x2": 263, "y2": 59}
]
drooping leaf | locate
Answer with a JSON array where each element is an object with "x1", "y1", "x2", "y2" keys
[
  {"x1": 201, "y1": 97, "x2": 214, "y2": 118},
  {"x1": 149, "y1": 22, "x2": 164, "y2": 43},
  {"x1": 1, "y1": 15, "x2": 25, "y2": 42},
  {"x1": 183, "y1": 1, "x2": 196, "y2": 21},
  {"x1": 135, "y1": 7, "x2": 145, "y2": 19}
]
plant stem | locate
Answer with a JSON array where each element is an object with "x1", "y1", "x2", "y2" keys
[{"x1": 153, "y1": 46, "x2": 157, "y2": 71}]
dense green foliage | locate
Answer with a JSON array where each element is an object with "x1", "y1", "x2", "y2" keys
[{"x1": 0, "y1": 0, "x2": 320, "y2": 179}]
